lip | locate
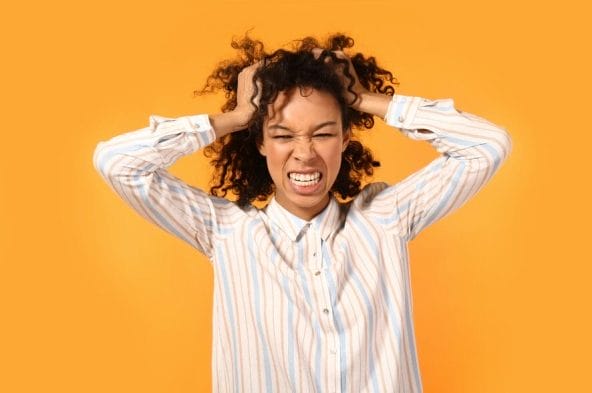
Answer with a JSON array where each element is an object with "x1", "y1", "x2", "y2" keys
[{"x1": 287, "y1": 169, "x2": 322, "y2": 175}]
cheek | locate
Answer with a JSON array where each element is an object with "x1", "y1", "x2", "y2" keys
[
  {"x1": 331, "y1": 156, "x2": 344, "y2": 174},
  {"x1": 320, "y1": 143, "x2": 345, "y2": 170},
  {"x1": 264, "y1": 146, "x2": 290, "y2": 174}
]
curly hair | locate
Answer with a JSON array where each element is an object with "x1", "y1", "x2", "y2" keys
[{"x1": 194, "y1": 32, "x2": 399, "y2": 207}]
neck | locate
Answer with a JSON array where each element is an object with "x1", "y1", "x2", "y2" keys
[{"x1": 276, "y1": 194, "x2": 331, "y2": 221}]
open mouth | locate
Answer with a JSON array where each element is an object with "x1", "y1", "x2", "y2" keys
[{"x1": 288, "y1": 171, "x2": 322, "y2": 187}]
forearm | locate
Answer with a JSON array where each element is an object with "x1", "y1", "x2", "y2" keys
[
  {"x1": 384, "y1": 95, "x2": 512, "y2": 163},
  {"x1": 93, "y1": 114, "x2": 214, "y2": 184},
  {"x1": 209, "y1": 110, "x2": 251, "y2": 139}
]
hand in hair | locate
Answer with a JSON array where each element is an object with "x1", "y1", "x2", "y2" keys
[
  {"x1": 209, "y1": 61, "x2": 263, "y2": 138},
  {"x1": 200, "y1": 33, "x2": 392, "y2": 205},
  {"x1": 312, "y1": 48, "x2": 368, "y2": 108},
  {"x1": 235, "y1": 61, "x2": 263, "y2": 119},
  {"x1": 312, "y1": 48, "x2": 391, "y2": 118}
]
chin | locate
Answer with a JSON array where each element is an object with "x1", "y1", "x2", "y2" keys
[{"x1": 292, "y1": 192, "x2": 330, "y2": 209}]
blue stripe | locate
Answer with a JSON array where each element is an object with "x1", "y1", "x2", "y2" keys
[
  {"x1": 289, "y1": 214, "x2": 308, "y2": 240},
  {"x1": 270, "y1": 222, "x2": 298, "y2": 388},
  {"x1": 377, "y1": 268, "x2": 403, "y2": 388},
  {"x1": 420, "y1": 161, "x2": 466, "y2": 230},
  {"x1": 398, "y1": 241, "x2": 422, "y2": 389},
  {"x1": 432, "y1": 99, "x2": 454, "y2": 111},
  {"x1": 444, "y1": 135, "x2": 481, "y2": 146},
  {"x1": 348, "y1": 213, "x2": 386, "y2": 393},
  {"x1": 134, "y1": 170, "x2": 193, "y2": 245},
  {"x1": 197, "y1": 128, "x2": 213, "y2": 145},
  {"x1": 215, "y1": 244, "x2": 240, "y2": 393},
  {"x1": 392, "y1": 96, "x2": 407, "y2": 122},
  {"x1": 96, "y1": 141, "x2": 152, "y2": 176},
  {"x1": 482, "y1": 142, "x2": 501, "y2": 171},
  {"x1": 321, "y1": 242, "x2": 351, "y2": 393},
  {"x1": 281, "y1": 276, "x2": 296, "y2": 390},
  {"x1": 345, "y1": 260, "x2": 381, "y2": 393},
  {"x1": 373, "y1": 159, "x2": 444, "y2": 227},
  {"x1": 247, "y1": 222, "x2": 274, "y2": 393},
  {"x1": 269, "y1": 230, "x2": 279, "y2": 265},
  {"x1": 270, "y1": 229, "x2": 298, "y2": 390}
]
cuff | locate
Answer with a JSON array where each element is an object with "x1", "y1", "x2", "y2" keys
[
  {"x1": 384, "y1": 95, "x2": 423, "y2": 129},
  {"x1": 149, "y1": 113, "x2": 216, "y2": 147}
]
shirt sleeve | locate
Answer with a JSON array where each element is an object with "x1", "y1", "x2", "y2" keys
[
  {"x1": 92, "y1": 113, "x2": 229, "y2": 259},
  {"x1": 361, "y1": 94, "x2": 513, "y2": 241}
]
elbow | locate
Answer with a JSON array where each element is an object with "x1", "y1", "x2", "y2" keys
[
  {"x1": 497, "y1": 126, "x2": 513, "y2": 162},
  {"x1": 484, "y1": 126, "x2": 512, "y2": 171},
  {"x1": 93, "y1": 141, "x2": 117, "y2": 181}
]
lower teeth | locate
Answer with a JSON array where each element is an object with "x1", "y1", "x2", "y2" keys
[{"x1": 292, "y1": 179, "x2": 318, "y2": 186}]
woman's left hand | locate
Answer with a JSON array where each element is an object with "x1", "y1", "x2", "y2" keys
[{"x1": 311, "y1": 48, "x2": 370, "y2": 110}]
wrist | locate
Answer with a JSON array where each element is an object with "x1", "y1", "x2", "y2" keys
[{"x1": 354, "y1": 92, "x2": 391, "y2": 119}]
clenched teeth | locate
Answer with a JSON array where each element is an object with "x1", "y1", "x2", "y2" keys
[
  {"x1": 288, "y1": 172, "x2": 321, "y2": 186},
  {"x1": 289, "y1": 172, "x2": 321, "y2": 182}
]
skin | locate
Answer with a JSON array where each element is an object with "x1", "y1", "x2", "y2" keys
[
  {"x1": 208, "y1": 50, "x2": 394, "y2": 220},
  {"x1": 258, "y1": 87, "x2": 349, "y2": 220}
]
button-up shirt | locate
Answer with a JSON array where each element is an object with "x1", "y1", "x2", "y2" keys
[{"x1": 93, "y1": 94, "x2": 512, "y2": 392}]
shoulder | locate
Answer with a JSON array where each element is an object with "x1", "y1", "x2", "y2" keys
[
  {"x1": 351, "y1": 182, "x2": 390, "y2": 209},
  {"x1": 207, "y1": 194, "x2": 260, "y2": 226}
]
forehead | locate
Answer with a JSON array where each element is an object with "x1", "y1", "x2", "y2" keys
[{"x1": 265, "y1": 87, "x2": 342, "y2": 129}]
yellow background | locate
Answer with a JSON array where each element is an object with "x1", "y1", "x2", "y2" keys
[{"x1": 1, "y1": 0, "x2": 590, "y2": 392}]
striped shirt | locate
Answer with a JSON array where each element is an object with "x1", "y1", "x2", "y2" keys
[{"x1": 93, "y1": 94, "x2": 512, "y2": 393}]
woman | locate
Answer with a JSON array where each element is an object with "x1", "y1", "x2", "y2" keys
[{"x1": 93, "y1": 33, "x2": 511, "y2": 392}]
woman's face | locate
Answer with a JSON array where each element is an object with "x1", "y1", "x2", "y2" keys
[{"x1": 259, "y1": 87, "x2": 350, "y2": 220}]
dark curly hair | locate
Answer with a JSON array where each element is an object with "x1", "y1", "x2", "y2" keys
[{"x1": 194, "y1": 32, "x2": 399, "y2": 207}]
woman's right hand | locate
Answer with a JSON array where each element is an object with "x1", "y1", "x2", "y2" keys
[
  {"x1": 234, "y1": 61, "x2": 263, "y2": 119},
  {"x1": 210, "y1": 61, "x2": 263, "y2": 139}
]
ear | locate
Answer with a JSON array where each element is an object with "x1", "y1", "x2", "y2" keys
[
  {"x1": 257, "y1": 141, "x2": 267, "y2": 157},
  {"x1": 342, "y1": 128, "x2": 351, "y2": 152}
]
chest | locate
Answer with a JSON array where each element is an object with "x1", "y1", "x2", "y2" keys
[{"x1": 212, "y1": 217, "x2": 410, "y2": 312}]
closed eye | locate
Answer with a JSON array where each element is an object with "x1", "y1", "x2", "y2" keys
[{"x1": 314, "y1": 133, "x2": 336, "y2": 138}]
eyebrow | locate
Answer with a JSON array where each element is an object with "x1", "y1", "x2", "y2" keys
[{"x1": 267, "y1": 121, "x2": 338, "y2": 132}]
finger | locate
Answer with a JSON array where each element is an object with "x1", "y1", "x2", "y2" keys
[
  {"x1": 332, "y1": 50, "x2": 346, "y2": 58},
  {"x1": 311, "y1": 48, "x2": 335, "y2": 65},
  {"x1": 250, "y1": 59, "x2": 264, "y2": 69},
  {"x1": 241, "y1": 60, "x2": 263, "y2": 75},
  {"x1": 253, "y1": 79, "x2": 263, "y2": 105}
]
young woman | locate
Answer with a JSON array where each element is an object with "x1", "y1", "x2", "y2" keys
[{"x1": 94, "y1": 33, "x2": 511, "y2": 393}]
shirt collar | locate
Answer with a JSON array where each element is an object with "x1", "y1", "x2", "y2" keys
[{"x1": 265, "y1": 195, "x2": 343, "y2": 242}]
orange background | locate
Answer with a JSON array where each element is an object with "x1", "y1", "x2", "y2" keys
[{"x1": 1, "y1": 0, "x2": 591, "y2": 392}]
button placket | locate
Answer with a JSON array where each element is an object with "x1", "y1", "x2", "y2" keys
[
  {"x1": 326, "y1": 339, "x2": 341, "y2": 393},
  {"x1": 304, "y1": 226, "x2": 340, "y2": 393},
  {"x1": 308, "y1": 236, "x2": 340, "y2": 393},
  {"x1": 313, "y1": 227, "x2": 321, "y2": 271}
]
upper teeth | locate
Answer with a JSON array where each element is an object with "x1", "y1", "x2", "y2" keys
[{"x1": 289, "y1": 172, "x2": 321, "y2": 182}]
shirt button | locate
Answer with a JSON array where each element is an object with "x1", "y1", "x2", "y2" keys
[
  {"x1": 314, "y1": 271, "x2": 321, "y2": 276},
  {"x1": 312, "y1": 252, "x2": 317, "y2": 257},
  {"x1": 323, "y1": 308, "x2": 330, "y2": 314},
  {"x1": 194, "y1": 123, "x2": 200, "y2": 128},
  {"x1": 398, "y1": 115, "x2": 405, "y2": 123}
]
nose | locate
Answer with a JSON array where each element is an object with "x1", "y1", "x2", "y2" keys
[{"x1": 292, "y1": 136, "x2": 317, "y2": 161}]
